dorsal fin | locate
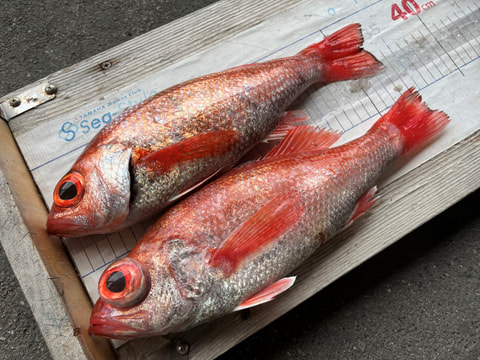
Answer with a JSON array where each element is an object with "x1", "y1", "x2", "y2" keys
[
  {"x1": 240, "y1": 111, "x2": 311, "y2": 163},
  {"x1": 264, "y1": 110, "x2": 310, "y2": 142},
  {"x1": 264, "y1": 125, "x2": 341, "y2": 159}
]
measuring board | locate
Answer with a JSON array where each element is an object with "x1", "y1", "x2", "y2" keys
[{"x1": 4, "y1": 0, "x2": 480, "y2": 303}]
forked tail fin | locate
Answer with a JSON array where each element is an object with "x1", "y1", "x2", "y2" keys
[
  {"x1": 371, "y1": 88, "x2": 450, "y2": 154},
  {"x1": 298, "y1": 23, "x2": 383, "y2": 82}
]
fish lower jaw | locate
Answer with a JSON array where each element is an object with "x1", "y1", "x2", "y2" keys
[
  {"x1": 88, "y1": 319, "x2": 152, "y2": 340},
  {"x1": 46, "y1": 214, "x2": 98, "y2": 237}
]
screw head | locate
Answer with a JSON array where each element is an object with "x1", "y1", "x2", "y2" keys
[
  {"x1": 175, "y1": 339, "x2": 190, "y2": 356},
  {"x1": 101, "y1": 61, "x2": 112, "y2": 70},
  {"x1": 44, "y1": 84, "x2": 58, "y2": 95},
  {"x1": 9, "y1": 97, "x2": 21, "y2": 107}
]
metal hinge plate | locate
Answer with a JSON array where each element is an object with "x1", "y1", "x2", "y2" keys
[{"x1": 0, "y1": 82, "x2": 57, "y2": 121}]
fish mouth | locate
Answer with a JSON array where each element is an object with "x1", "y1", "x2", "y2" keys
[
  {"x1": 89, "y1": 310, "x2": 151, "y2": 340},
  {"x1": 46, "y1": 209, "x2": 99, "y2": 237},
  {"x1": 89, "y1": 318, "x2": 150, "y2": 340},
  {"x1": 46, "y1": 215, "x2": 90, "y2": 237}
]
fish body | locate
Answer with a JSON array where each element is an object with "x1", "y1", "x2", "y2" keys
[
  {"x1": 89, "y1": 89, "x2": 449, "y2": 339},
  {"x1": 46, "y1": 24, "x2": 383, "y2": 237}
]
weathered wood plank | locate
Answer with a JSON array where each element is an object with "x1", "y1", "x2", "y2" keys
[
  {"x1": 0, "y1": 120, "x2": 114, "y2": 359},
  {"x1": 0, "y1": 175, "x2": 85, "y2": 359}
]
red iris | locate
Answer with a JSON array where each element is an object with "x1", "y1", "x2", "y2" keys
[
  {"x1": 98, "y1": 258, "x2": 150, "y2": 308},
  {"x1": 53, "y1": 172, "x2": 85, "y2": 207}
]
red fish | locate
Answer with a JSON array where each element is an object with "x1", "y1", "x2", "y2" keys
[
  {"x1": 46, "y1": 24, "x2": 382, "y2": 237},
  {"x1": 89, "y1": 88, "x2": 449, "y2": 339}
]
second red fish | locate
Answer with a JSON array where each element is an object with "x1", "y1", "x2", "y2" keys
[
  {"x1": 47, "y1": 24, "x2": 383, "y2": 237},
  {"x1": 89, "y1": 88, "x2": 449, "y2": 339}
]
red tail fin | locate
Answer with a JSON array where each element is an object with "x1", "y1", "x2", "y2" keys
[
  {"x1": 298, "y1": 24, "x2": 383, "y2": 82},
  {"x1": 372, "y1": 88, "x2": 450, "y2": 154}
]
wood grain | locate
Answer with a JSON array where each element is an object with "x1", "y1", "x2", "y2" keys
[{"x1": 0, "y1": 120, "x2": 114, "y2": 359}]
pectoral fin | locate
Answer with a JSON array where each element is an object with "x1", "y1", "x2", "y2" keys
[
  {"x1": 139, "y1": 130, "x2": 240, "y2": 171},
  {"x1": 209, "y1": 193, "x2": 304, "y2": 276},
  {"x1": 234, "y1": 277, "x2": 296, "y2": 311},
  {"x1": 166, "y1": 168, "x2": 223, "y2": 204}
]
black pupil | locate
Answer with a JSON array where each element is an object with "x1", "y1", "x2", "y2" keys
[
  {"x1": 106, "y1": 271, "x2": 126, "y2": 293},
  {"x1": 58, "y1": 181, "x2": 78, "y2": 200}
]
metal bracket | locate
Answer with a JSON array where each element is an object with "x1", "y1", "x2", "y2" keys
[{"x1": 0, "y1": 82, "x2": 57, "y2": 122}]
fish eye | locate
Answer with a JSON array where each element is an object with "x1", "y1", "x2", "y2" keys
[
  {"x1": 53, "y1": 172, "x2": 85, "y2": 207},
  {"x1": 106, "y1": 271, "x2": 126, "y2": 293},
  {"x1": 99, "y1": 258, "x2": 151, "y2": 308},
  {"x1": 58, "y1": 181, "x2": 78, "y2": 200}
]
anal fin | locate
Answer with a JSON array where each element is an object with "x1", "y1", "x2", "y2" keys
[
  {"x1": 234, "y1": 276, "x2": 296, "y2": 311},
  {"x1": 344, "y1": 186, "x2": 378, "y2": 228}
]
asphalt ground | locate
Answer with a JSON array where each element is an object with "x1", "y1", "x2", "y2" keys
[{"x1": 1, "y1": 1, "x2": 479, "y2": 359}]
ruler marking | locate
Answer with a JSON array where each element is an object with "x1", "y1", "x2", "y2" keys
[
  {"x1": 378, "y1": 51, "x2": 403, "y2": 102},
  {"x1": 467, "y1": 4, "x2": 480, "y2": 29},
  {"x1": 382, "y1": 38, "x2": 420, "y2": 89},
  {"x1": 313, "y1": 86, "x2": 345, "y2": 132},
  {"x1": 366, "y1": 76, "x2": 389, "y2": 111},
  {"x1": 417, "y1": 20, "x2": 454, "y2": 78},
  {"x1": 427, "y1": 40, "x2": 449, "y2": 78},
  {"x1": 369, "y1": 80, "x2": 389, "y2": 110},
  {"x1": 436, "y1": 20, "x2": 467, "y2": 74},
  {"x1": 349, "y1": 94, "x2": 364, "y2": 122},
  {"x1": 402, "y1": 39, "x2": 430, "y2": 87},
  {"x1": 419, "y1": 15, "x2": 465, "y2": 76},
  {"x1": 408, "y1": 34, "x2": 438, "y2": 84},
  {"x1": 382, "y1": 49, "x2": 414, "y2": 92},
  {"x1": 361, "y1": 91, "x2": 379, "y2": 118},
  {"x1": 430, "y1": 21, "x2": 459, "y2": 74},
  {"x1": 443, "y1": 17, "x2": 473, "y2": 64},
  {"x1": 327, "y1": 85, "x2": 355, "y2": 128},
  {"x1": 362, "y1": 89, "x2": 382, "y2": 119},
  {"x1": 452, "y1": 12, "x2": 480, "y2": 59},
  {"x1": 454, "y1": 1, "x2": 480, "y2": 34},
  {"x1": 395, "y1": 40, "x2": 428, "y2": 88}
]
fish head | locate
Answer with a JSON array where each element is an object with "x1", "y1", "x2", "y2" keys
[
  {"x1": 90, "y1": 254, "x2": 196, "y2": 339},
  {"x1": 46, "y1": 143, "x2": 132, "y2": 236}
]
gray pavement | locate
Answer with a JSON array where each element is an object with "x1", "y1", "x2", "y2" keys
[{"x1": 1, "y1": 1, "x2": 479, "y2": 359}]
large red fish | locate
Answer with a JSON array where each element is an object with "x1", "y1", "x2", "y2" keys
[
  {"x1": 89, "y1": 89, "x2": 449, "y2": 339},
  {"x1": 46, "y1": 24, "x2": 382, "y2": 237}
]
